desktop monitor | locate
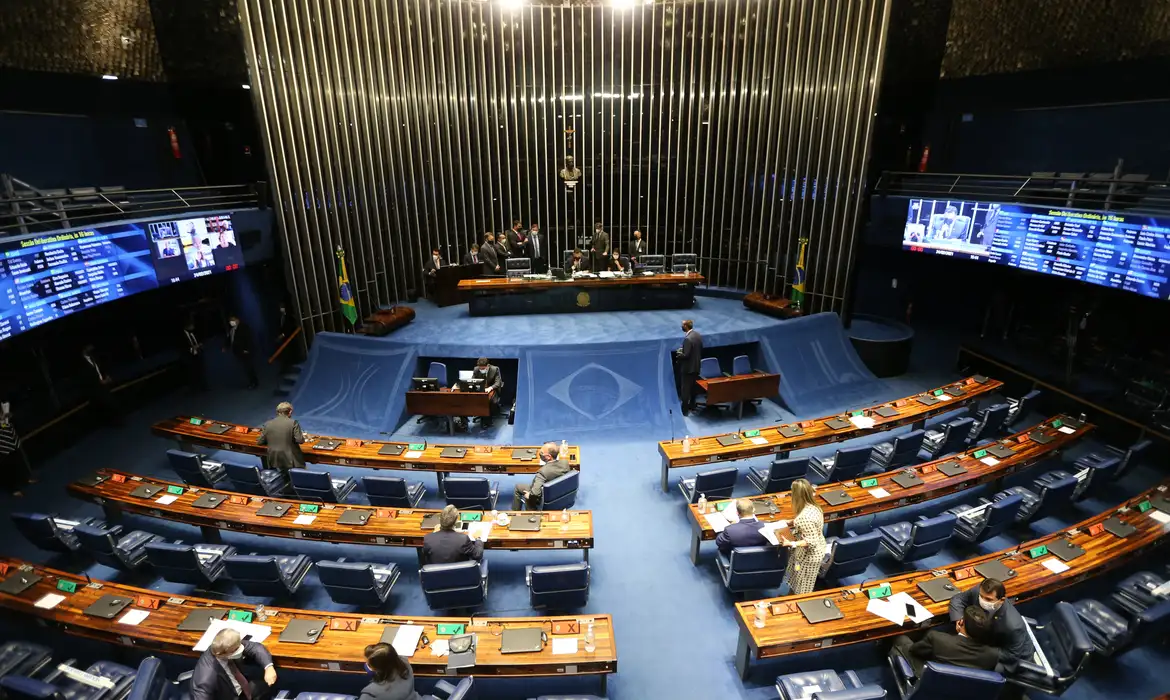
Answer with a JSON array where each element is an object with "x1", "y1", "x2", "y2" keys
[
  {"x1": 412, "y1": 377, "x2": 439, "y2": 392},
  {"x1": 463, "y1": 378, "x2": 486, "y2": 392},
  {"x1": 458, "y1": 370, "x2": 474, "y2": 382}
]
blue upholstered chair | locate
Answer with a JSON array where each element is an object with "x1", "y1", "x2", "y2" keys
[
  {"x1": 1006, "y1": 389, "x2": 1041, "y2": 428},
  {"x1": 715, "y1": 546, "x2": 786, "y2": 595},
  {"x1": 809, "y1": 445, "x2": 872, "y2": 482},
  {"x1": 1006, "y1": 602, "x2": 1093, "y2": 696},
  {"x1": 11, "y1": 513, "x2": 97, "y2": 554},
  {"x1": 0, "y1": 660, "x2": 137, "y2": 700},
  {"x1": 429, "y1": 678, "x2": 475, "y2": 700},
  {"x1": 943, "y1": 493, "x2": 1024, "y2": 544},
  {"x1": 920, "y1": 417, "x2": 975, "y2": 459},
  {"x1": 165, "y1": 449, "x2": 226, "y2": 488},
  {"x1": 222, "y1": 554, "x2": 312, "y2": 598},
  {"x1": 287, "y1": 694, "x2": 356, "y2": 700},
  {"x1": 420, "y1": 560, "x2": 488, "y2": 610},
  {"x1": 362, "y1": 476, "x2": 425, "y2": 508},
  {"x1": 1109, "y1": 570, "x2": 1167, "y2": 618},
  {"x1": 427, "y1": 361, "x2": 448, "y2": 388},
  {"x1": 144, "y1": 541, "x2": 236, "y2": 587},
  {"x1": 526, "y1": 562, "x2": 590, "y2": 609},
  {"x1": 443, "y1": 477, "x2": 500, "y2": 510},
  {"x1": 993, "y1": 470, "x2": 1078, "y2": 523},
  {"x1": 537, "y1": 471, "x2": 579, "y2": 510},
  {"x1": 127, "y1": 657, "x2": 188, "y2": 700},
  {"x1": 73, "y1": 523, "x2": 162, "y2": 571},
  {"x1": 869, "y1": 429, "x2": 926, "y2": 471},
  {"x1": 776, "y1": 668, "x2": 886, "y2": 700},
  {"x1": 0, "y1": 642, "x2": 52, "y2": 680},
  {"x1": 699, "y1": 357, "x2": 722, "y2": 380},
  {"x1": 747, "y1": 457, "x2": 808, "y2": 495},
  {"x1": 1073, "y1": 597, "x2": 1170, "y2": 656},
  {"x1": 289, "y1": 469, "x2": 357, "y2": 503},
  {"x1": 731, "y1": 354, "x2": 752, "y2": 376},
  {"x1": 224, "y1": 461, "x2": 289, "y2": 496},
  {"x1": 889, "y1": 658, "x2": 1004, "y2": 700},
  {"x1": 878, "y1": 513, "x2": 957, "y2": 563},
  {"x1": 968, "y1": 403, "x2": 1009, "y2": 444},
  {"x1": 1074, "y1": 437, "x2": 1152, "y2": 481},
  {"x1": 679, "y1": 467, "x2": 738, "y2": 504},
  {"x1": 316, "y1": 560, "x2": 400, "y2": 607},
  {"x1": 819, "y1": 530, "x2": 882, "y2": 583}
]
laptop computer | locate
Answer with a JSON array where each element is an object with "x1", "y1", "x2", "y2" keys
[
  {"x1": 987, "y1": 445, "x2": 1016, "y2": 459},
  {"x1": 892, "y1": 472, "x2": 924, "y2": 489},
  {"x1": 551, "y1": 268, "x2": 569, "y2": 281},
  {"x1": 130, "y1": 484, "x2": 164, "y2": 499},
  {"x1": 938, "y1": 461, "x2": 968, "y2": 477},
  {"x1": 279, "y1": 618, "x2": 325, "y2": 644},
  {"x1": 974, "y1": 560, "x2": 1015, "y2": 581},
  {"x1": 501, "y1": 628, "x2": 544, "y2": 654},
  {"x1": 797, "y1": 598, "x2": 844, "y2": 624},
  {"x1": 1061, "y1": 417, "x2": 1085, "y2": 430},
  {"x1": 778, "y1": 425, "x2": 804, "y2": 438},
  {"x1": 820, "y1": 490, "x2": 853, "y2": 506},
  {"x1": 824, "y1": 418, "x2": 851, "y2": 431},
  {"x1": 508, "y1": 514, "x2": 543, "y2": 531},
  {"x1": 192, "y1": 493, "x2": 226, "y2": 509},
  {"x1": 78, "y1": 474, "x2": 108, "y2": 487},
  {"x1": 918, "y1": 577, "x2": 962, "y2": 603},
  {"x1": 751, "y1": 499, "x2": 780, "y2": 516},
  {"x1": 420, "y1": 513, "x2": 442, "y2": 530},
  {"x1": 84, "y1": 594, "x2": 133, "y2": 619},
  {"x1": 207, "y1": 423, "x2": 233, "y2": 435},
  {"x1": 944, "y1": 386, "x2": 965, "y2": 397},
  {"x1": 178, "y1": 608, "x2": 228, "y2": 632},
  {"x1": 874, "y1": 406, "x2": 899, "y2": 418},
  {"x1": 512, "y1": 448, "x2": 538, "y2": 461},
  {"x1": 447, "y1": 634, "x2": 477, "y2": 670},
  {"x1": 717, "y1": 434, "x2": 744, "y2": 447},
  {"x1": 1103, "y1": 517, "x2": 1137, "y2": 538},
  {"x1": 916, "y1": 395, "x2": 940, "y2": 406},
  {"x1": 972, "y1": 375, "x2": 989, "y2": 384},
  {"x1": 1150, "y1": 496, "x2": 1170, "y2": 514},
  {"x1": 314, "y1": 439, "x2": 342, "y2": 451},
  {"x1": 256, "y1": 501, "x2": 290, "y2": 517},
  {"x1": 337, "y1": 510, "x2": 370, "y2": 526},
  {"x1": 1028, "y1": 431, "x2": 1055, "y2": 445},
  {"x1": 1048, "y1": 539, "x2": 1086, "y2": 562},
  {"x1": 378, "y1": 444, "x2": 406, "y2": 456},
  {"x1": 0, "y1": 572, "x2": 42, "y2": 595},
  {"x1": 440, "y1": 447, "x2": 467, "y2": 459}
]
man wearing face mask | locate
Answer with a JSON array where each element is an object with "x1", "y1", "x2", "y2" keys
[
  {"x1": 512, "y1": 441, "x2": 572, "y2": 510},
  {"x1": 192, "y1": 628, "x2": 277, "y2": 700},
  {"x1": 947, "y1": 577, "x2": 1033, "y2": 670},
  {"x1": 675, "y1": 319, "x2": 703, "y2": 415},
  {"x1": 224, "y1": 315, "x2": 258, "y2": 389}
]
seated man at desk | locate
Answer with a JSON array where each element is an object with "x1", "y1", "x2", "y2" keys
[
  {"x1": 947, "y1": 577, "x2": 1033, "y2": 670},
  {"x1": 715, "y1": 499, "x2": 770, "y2": 555},
  {"x1": 607, "y1": 249, "x2": 627, "y2": 273},
  {"x1": 891, "y1": 604, "x2": 999, "y2": 676},
  {"x1": 257, "y1": 401, "x2": 307, "y2": 475},
  {"x1": 423, "y1": 505, "x2": 484, "y2": 564},
  {"x1": 569, "y1": 248, "x2": 590, "y2": 273},
  {"x1": 512, "y1": 441, "x2": 572, "y2": 510}
]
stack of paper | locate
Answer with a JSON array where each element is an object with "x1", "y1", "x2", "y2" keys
[
  {"x1": 849, "y1": 415, "x2": 876, "y2": 429},
  {"x1": 758, "y1": 521, "x2": 789, "y2": 546},
  {"x1": 1058, "y1": 426, "x2": 1077, "y2": 435},
  {"x1": 865, "y1": 592, "x2": 932, "y2": 625},
  {"x1": 468, "y1": 522, "x2": 494, "y2": 542},
  {"x1": 119, "y1": 609, "x2": 151, "y2": 626},
  {"x1": 391, "y1": 625, "x2": 425, "y2": 658},
  {"x1": 194, "y1": 620, "x2": 272, "y2": 651},
  {"x1": 702, "y1": 512, "x2": 730, "y2": 533},
  {"x1": 980, "y1": 456, "x2": 1000, "y2": 467},
  {"x1": 34, "y1": 593, "x2": 64, "y2": 610},
  {"x1": 749, "y1": 436, "x2": 769, "y2": 445},
  {"x1": 404, "y1": 450, "x2": 423, "y2": 459},
  {"x1": 1041, "y1": 558, "x2": 1070, "y2": 574},
  {"x1": 155, "y1": 494, "x2": 179, "y2": 506},
  {"x1": 868, "y1": 488, "x2": 890, "y2": 499},
  {"x1": 430, "y1": 639, "x2": 450, "y2": 657},
  {"x1": 552, "y1": 638, "x2": 578, "y2": 655},
  {"x1": 293, "y1": 514, "x2": 316, "y2": 525},
  {"x1": 1150, "y1": 510, "x2": 1170, "y2": 525}
]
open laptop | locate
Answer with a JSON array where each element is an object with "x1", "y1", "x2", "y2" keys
[
  {"x1": 500, "y1": 628, "x2": 544, "y2": 654},
  {"x1": 509, "y1": 514, "x2": 543, "y2": 531},
  {"x1": 83, "y1": 595, "x2": 133, "y2": 619},
  {"x1": 459, "y1": 370, "x2": 474, "y2": 382},
  {"x1": 447, "y1": 635, "x2": 476, "y2": 670},
  {"x1": 918, "y1": 577, "x2": 961, "y2": 603},
  {"x1": 178, "y1": 608, "x2": 228, "y2": 632},
  {"x1": 797, "y1": 598, "x2": 844, "y2": 624}
]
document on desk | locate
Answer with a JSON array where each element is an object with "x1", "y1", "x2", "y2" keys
[
  {"x1": 392, "y1": 625, "x2": 425, "y2": 658},
  {"x1": 467, "y1": 522, "x2": 493, "y2": 542},
  {"x1": 866, "y1": 596, "x2": 907, "y2": 625},
  {"x1": 868, "y1": 488, "x2": 891, "y2": 499},
  {"x1": 702, "y1": 512, "x2": 730, "y2": 533},
  {"x1": 980, "y1": 456, "x2": 1000, "y2": 467},
  {"x1": 1058, "y1": 426, "x2": 1076, "y2": 434},
  {"x1": 155, "y1": 494, "x2": 180, "y2": 506},
  {"x1": 1041, "y1": 558, "x2": 1070, "y2": 574},
  {"x1": 404, "y1": 451, "x2": 423, "y2": 459},
  {"x1": 749, "y1": 436, "x2": 769, "y2": 445},
  {"x1": 849, "y1": 415, "x2": 876, "y2": 429},
  {"x1": 194, "y1": 620, "x2": 272, "y2": 651},
  {"x1": 430, "y1": 639, "x2": 449, "y2": 657},
  {"x1": 1150, "y1": 510, "x2": 1170, "y2": 525},
  {"x1": 34, "y1": 593, "x2": 65, "y2": 610},
  {"x1": 552, "y1": 638, "x2": 579, "y2": 655},
  {"x1": 889, "y1": 592, "x2": 933, "y2": 624},
  {"x1": 758, "y1": 521, "x2": 789, "y2": 546},
  {"x1": 293, "y1": 514, "x2": 316, "y2": 526},
  {"x1": 118, "y1": 609, "x2": 151, "y2": 626}
]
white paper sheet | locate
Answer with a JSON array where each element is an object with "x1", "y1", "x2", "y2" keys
[
  {"x1": 34, "y1": 593, "x2": 64, "y2": 609},
  {"x1": 552, "y1": 638, "x2": 579, "y2": 655},
  {"x1": 155, "y1": 494, "x2": 179, "y2": 505},
  {"x1": 758, "y1": 521, "x2": 789, "y2": 546},
  {"x1": 750, "y1": 436, "x2": 769, "y2": 445},
  {"x1": 1150, "y1": 510, "x2": 1170, "y2": 525},
  {"x1": 404, "y1": 450, "x2": 423, "y2": 459},
  {"x1": 702, "y1": 512, "x2": 730, "y2": 533},
  {"x1": 1041, "y1": 558, "x2": 1070, "y2": 574},
  {"x1": 468, "y1": 522, "x2": 494, "y2": 542},
  {"x1": 1058, "y1": 426, "x2": 1076, "y2": 434},
  {"x1": 293, "y1": 514, "x2": 316, "y2": 525},
  {"x1": 118, "y1": 609, "x2": 150, "y2": 626},
  {"x1": 865, "y1": 596, "x2": 906, "y2": 625},
  {"x1": 1151, "y1": 580, "x2": 1170, "y2": 597},
  {"x1": 721, "y1": 505, "x2": 741, "y2": 523},
  {"x1": 849, "y1": 415, "x2": 876, "y2": 429},
  {"x1": 888, "y1": 592, "x2": 933, "y2": 624},
  {"x1": 802, "y1": 686, "x2": 822, "y2": 697},
  {"x1": 193, "y1": 620, "x2": 272, "y2": 651},
  {"x1": 868, "y1": 488, "x2": 890, "y2": 499},
  {"x1": 391, "y1": 625, "x2": 424, "y2": 658},
  {"x1": 430, "y1": 639, "x2": 449, "y2": 657},
  {"x1": 937, "y1": 394, "x2": 953, "y2": 401},
  {"x1": 980, "y1": 456, "x2": 1000, "y2": 467}
]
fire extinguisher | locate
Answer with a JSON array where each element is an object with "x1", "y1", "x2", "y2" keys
[
  {"x1": 917, "y1": 145, "x2": 930, "y2": 173},
  {"x1": 168, "y1": 127, "x2": 182, "y2": 159}
]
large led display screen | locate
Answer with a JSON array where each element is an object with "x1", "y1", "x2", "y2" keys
[{"x1": 903, "y1": 199, "x2": 1170, "y2": 300}]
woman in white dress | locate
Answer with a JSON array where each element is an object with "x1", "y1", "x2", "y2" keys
[{"x1": 781, "y1": 478, "x2": 828, "y2": 595}]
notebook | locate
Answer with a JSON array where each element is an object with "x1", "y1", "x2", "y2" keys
[
  {"x1": 938, "y1": 461, "x2": 968, "y2": 477},
  {"x1": 751, "y1": 499, "x2": 780, "y2": 516},
  {"x1": 824, "y1": 418, "x2": 851, "y2": 431},
  {"x1": 944, "y1": 387, "x2": 965, "y2": 397},
  {"x1": 820, "y1": 490, "x2": 853, "y2": 506},
  {"x1": 916, "y1": 395, "x2": 940, "y2": 406},
  {"x1": 892, "y1": 472, "x2": 924, "y2": 489},
  {"x1": 337, "y1": 510, "x2": 370, "y2": 526},
  {"x1": 378, "y1": 444, "x2": 406, "y2": 456},
  {"x1": 508, "y1": 514, "x2": 543, "y2": 531},
  {"x1": 500, "y1": 628, "x2": 544, "y2": 654},
  {"x1": 314, "y1": 439, "x2": 341, "y2": 451},
  {"x1": 0, "y1": 572, "x2": 42, "y2": 595},
  {"x1": 256, "y1": 501, "x2": 290, "y2": 517},
  {"x1": 987, "y1": 445, "x2": 1016, "y2": 459},
  {"x1": 1028, "y1": 431, "x2": 1055, "y2": 445},
  {"x1": 797, "y1": 598, "x2": 844, "y2": 624},
  {"x1": 1047, "y1": 539, "x2": 1086, "y2": 562},
  {"x1": 974, "y1": 560, "x2": 1015, "y2": 581},
  {"x1": 511, "y1": 448, "x2": 538, "y2": 461},
  {"x1": 77, "y1": 474, "x2": 108, "y2": 487},
  {"x1": 83, "y1": 595, "x2": 133, "y2": 619},
  {"x1": 874, "y1": 406, "x2": 899, "y2": 418},
  {"x1": 1102, "y1": 517, "x2": 1136, "y2": 538},
  {"x1": 420, "y1": 513, "x2": 442, "y2": 530},
  {"x1": 192, "y1": 493, "x2": 225, "y2": 509},
  {"x1": 279, "y1": 618, "x2": 325, "y2": 644},
  {"x1": 918, "y1": 577, "x2": 962, "y2": 603},
  {"x1": 1150, "y1": 496, "x2": 1170, "y2": 514},
  {"x1": 717, "y1": 434, "x2": 744, "y2": 447},
  {"x1": 178, "y1": 608, "x2": 228, "y2": 632},
  {"x1": 130, "y1": 484, "x2": 163, "y2": 499},
  {"x1": 207, "y1": 423, "x2": 233, "y2": 435},
  {"x1": 440, "y1": 447, "x2": 467, "y2": 459},
  {"x1": 778, "y1": 425, "x2": 804, "y2": 438}
]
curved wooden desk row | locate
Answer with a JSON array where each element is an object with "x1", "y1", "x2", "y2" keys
[
  {"x1": 0, "y1": 558, "x2": 617, "y2": 691},
  {"x1": 69, "y1": 470, "x2": 593, "y2": 561},
  {"x1": 685, "y1": 415, "x2": 1091, "y2": 564},
  {"x1": 656, "y1": 375, "x2": 1004, "y2": 490},
  {"x1": 731, "y1": 480, "x2": 1170, "y2": 679},
  {"x1": 152, "y1": 416, "x2": 581, "y2": 476},
  {"x1": 456, "y1": 271, "x2": 705, "y2": 291}
]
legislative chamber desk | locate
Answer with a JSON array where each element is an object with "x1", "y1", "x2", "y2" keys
[
  {"x1": 697, "y1": 372, "x2": 781, "y2": 419},
  {"x1": 686, "y1": 415, "x2": 1091, "y2": 563},
  {"x1": 731, "y1": 480, "x2": 1170, "y2": 679},
  {"x1": 458, "y1": 272, "x2": 705, "y2": 316},
  {"x1": 69, "y1": 469, "x2": 594, "y2": 562},
  {"x1": 0, "y1": 558, "x2": 617, "y2": 691},
  {"x1": 657, "y1": 375, "x2": 1003, "y2": 491},
  {"x1": 405, "y1": 388, "x2": 495, "y2": 434},
  {"x1": 152, "y1": 417, "x2": 580, "y2": 488}
]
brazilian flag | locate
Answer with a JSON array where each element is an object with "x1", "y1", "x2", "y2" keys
[
  {"x1": 336, "y1": 248, "x2": 358, "y2": 326},
  {"x1": 790, "y1": 238, "x2": 808, "y2": 308}
]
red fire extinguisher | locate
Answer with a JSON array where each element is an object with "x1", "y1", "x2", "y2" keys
[
  {"x1": 917, "y1": 145, "x2": 930, "y2": 173},
  {"x1": 168, "y1": 127, "x2": 182, "y2": 159}
]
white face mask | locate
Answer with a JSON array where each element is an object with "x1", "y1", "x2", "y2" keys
[
  {"x1": 230, "y1": 321, "x2": 239, "y2": 328},
  {"x1": 225, "y1": 645, "x2": 245, "y2": 660},
  {"x1": 978, "y1": 597, "x2": 1002, "y2": 613}
]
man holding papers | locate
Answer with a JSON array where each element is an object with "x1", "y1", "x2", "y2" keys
[
  {"x1": 947, "y1": 578, "x2": 1034, "y2": 670},
  {"x1": 715, "y1": 500, "x2": 770, "y2": 555}
]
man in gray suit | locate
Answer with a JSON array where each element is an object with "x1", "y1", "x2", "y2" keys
[
  {"x1": 257, "y1": 402, "x2": 306, "y2": 475},
  {"x1": 513, "y1": 442, "x2": 573, "y2": 510}
]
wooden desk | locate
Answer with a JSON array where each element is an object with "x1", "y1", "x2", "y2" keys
[
  {"x1": 151, "y1": 417, "x2": 580, "y2": 484},
  {"x1": 68, "y1": 469, "x2": 594, "y2": 562},
  {"x1": 0, "y1": 558, "x2": 617, "y2": 692},
  {"x1": 356, "y1": 307, "x2": 415, "y2": 337},
  {"x1": 743, "y1": 292, "x2": 802, "y2": 319},
  {"x1": 656, "y1": 376, "x2": 1003, "y2": 491},
  {"x1": 458, "y1": 272, "x2": 705, "y2": 316},
  {"x1": 731, "y1": 480, "x2": 1170, "y2": 679},
  {"x1": 686, "y1": 415, "x2": 1091, "y2": 563},
  {"x1": 697, "y1": 372, "x2": 781, "y2": 418},
  {"x1": 405, "y1": 388, "x2": 496, "y2": 434}
]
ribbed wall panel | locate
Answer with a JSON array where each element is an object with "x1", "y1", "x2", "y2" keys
[{"x1": 238, "y1": 0, "x2": 890, "y2": 333}]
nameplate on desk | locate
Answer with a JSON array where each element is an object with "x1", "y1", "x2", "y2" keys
[
  {"x1": 189, "y1": 418, "x2": 204, "y2": 425},
  {"x1": 1028, "y1": 545, "x2": 1049, "y2": 558},
  {"x1": 299, "y1": 504, "x2": 319, "y2": 514},
  {"x1": 111, "y1": 474, "x2": 126, "y2": 484},
  {"x1": 56, "y1": 580, "x2": 77, "y2": 593},
  {"x1": 866, "y1": 584, "x2": 892, "y2": 599}
]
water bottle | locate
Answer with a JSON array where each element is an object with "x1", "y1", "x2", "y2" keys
[
  {"x1": 682, "y1": 435, "x2": 691, "y2": 453},
  {"x1": 754, "y1": 601, "x2": 767, "y2": 628},
  {"x1": 697, "y1": 493, "x2": 707, "y2": 514},
  {"x1": 584, "y1": 622, "x2": 596, "y2": 652},
  {"x1": 561, "y1": 439, "x2": 569, "y2": 459},
  {"x1": 561, "y1": 508, "x2": 570, "y2": 524}
]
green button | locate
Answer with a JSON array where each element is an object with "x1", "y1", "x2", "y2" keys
[
  {"x1": 228, "y1": 610, "x2": 254, "y2": 623},
  {"x1": 189, "y1": 417, "x2": 203, "y2": 425},
  {"x1": 1138, "y1": 500, "x2": 1152, "y2": 513},
  {"x1": 166, "y1": 485, "x2": 184, "y2": 495},
  {"x1": 1029, "y1": 545, "x2": 1049, "y2": 558},
  {"x1": 867, "y1": 584, "x2": 892, "y2": 599},
  {"x1": 1052, "y1": 419, "x2": 1063, "y2": 428},
  {"x1": 860, "y1": 478, "x2": 879, "y2": 488},
  {"x1": 973, "y1": 449, "x2": 988, "y2": 458},
  {"x1": 715, "y1": 501, "x2": 730, "y2": 512},
  {"x1": 459, "y1": 512, "x2": 482, "y2": 522},
  {"x1": 743, "y1": 429, "x2": 761, "y2": 438},
  {"x1": 852, "y1": 410, "x2": 864, "y2": 417},
  {"x1": 436, "y1": 623, "x2": 465, "y2": 635},
  {"x1": 299, "y1": 503, "x2": 319, "y2": 514},
  {"x1": 408, "y1": 443, "x2": 426, "y2": 451},
  {"x1": 933, "y1": 389, "x2": 944, "y2": 396},
  {"x1": 56, "y1": 580, "x2": 77, "y2": 593}
]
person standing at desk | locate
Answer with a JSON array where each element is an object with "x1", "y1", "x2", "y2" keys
[
  {"x1": 480, "y1": 233, "x2": 500, "y2": 275},
  {"x1": 506, "y1": 219, "x2": 523, "y2": 252},
  {"x1": 525, "y1": 222, "x2": 547, "y2": 273},
  {"x1": 631, "y1": 229, "x2": 647, "y2": 259},
  {"x1": 472, "y1": 357, "x2": 503, "y2": 427},
  {"x1": 590, "y1": 222, "x2": 610, "y2": 273},
  {"x1": 423, "y1": 505, "x2": 484, "y2": 564},
  {"x1": 947, "y1": 577, "x2": 1033, "y2": 670},
  {"x1": 715, "y1": 499, "x2": 770, "y2": 556},
  {"x1": 512, "y1": 441, "x2": 572, "y2": 510},
  {"x1": 191, "y1": 628, "x2": 278, "y2": 700},
  {"x1": 462, "y1": 244, "x2": 481, "y2": 268},
  {"x1": 780, "y1": 478, "x2": 827, "y2": 595},
  {"x1": 360, "y1": 643, "x2": 420, "y2": 700},
  {"x1": 675, "y1": 319, "x2": 703, "y2": 415},
  {"x1": 495, "y1": 227, "x2": 514, "y2": 261},
  {"x1": 225, "y1": 316, "x2": 258, "y2": 389},
  {"x1": 257, "y1": 401, "x2": 306, "y2": 475},
  {"x1": 423, "y1": 247, "x2": 443, "y2": 297}
]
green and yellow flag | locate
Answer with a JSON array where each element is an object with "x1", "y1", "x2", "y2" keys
[
  {"x1": 336, "y1": 248, "x2": 358, "y2": 326},
  {"x1": 790, "y1": 238, "x2": 808, "y2": 308}
]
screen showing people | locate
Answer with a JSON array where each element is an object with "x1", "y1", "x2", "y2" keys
[
  {"x1": 903, "y1": 198, "x2": 1170, "y2": 301},
  {"x1": 148, "y1": 214, "x2": 241, "y2": 283}
]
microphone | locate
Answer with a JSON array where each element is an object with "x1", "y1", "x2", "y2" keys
[{"x1": 670, "y1": 409, "x2": 674, "y2": 443}]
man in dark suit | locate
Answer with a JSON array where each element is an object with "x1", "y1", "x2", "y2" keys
[
  {"x1": 423, "y1": 505, "x2": 484, "y2": 564},
  {"x1": 513, "y1": 442, "x2": 573, "y2": 510},
  {"x1": 225, "y1": 315, "x2": 258, "y2": 389},
  {"x1": 480, "y1": 233, "x2": 500, "y2": 275},
  {"x1": 891, "y1": 605, "x2": 1000, "y2": 677},
  {"x1": 525, "y1": 223, "x2": 548, "y2": 273},
  {"x1": 423, "y1": 247, "x2": 443, "y2": 298},
  {"x1": 715, "y1": 500, "x2": 771, "y2": 555},
  {"x1": 590, "y1": 222, "x2": 609, "y2": 273},
  {"x1": 182, "y1": 319, "x2": 205, "y2": 391},
  {"x1": 676, "y1": 319, "x2": 703, "y2": 414},
  {"x1": 947, "y1": 577, "x2": 1033, "y2": 670},
  {"x1": 569, "y1": 248, "x2": 589, "y2": 273},
  {"x1": 506, "y1": 219, "x2": 523, "y2": 252},
  {"x1": 631, "y1": 229, "x2": 647, "y2": 259},
  {"x1": 471, "y1": 356, "x2": 503, "y2": 427},
  {"x1": 192, "y1": 628, "x2": 277, "y2": 700},
  {"x1": 462, "y1": 244, "x2": 481, "y2": 268},
  {"x1": 257, "y1": 402, "x2": 306, "y2": 475}
]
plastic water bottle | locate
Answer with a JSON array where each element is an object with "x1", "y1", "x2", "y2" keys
[
  {"x1": 697, "y1": 493, "x2": 707, "y2": 514},
  {"x1": 561, "y1": 439, "x2": 568, "y2": 458},
  {"x1": 682, "y1": 435, "x2": 691, "y2": 453},
  {"x1": 584, "y1": 622, "x2": 596, "y2": 652},
  {"x1": 754, "y1": 601, "x2": 767, "y2": 628},
  {"x1": 561, "y1": 509, "x2": 570, "y2": 524}
]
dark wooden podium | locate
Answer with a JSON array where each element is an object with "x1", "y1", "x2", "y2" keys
[{"x1": 435, "y1": 264, "x2": 481, "y2": 306}]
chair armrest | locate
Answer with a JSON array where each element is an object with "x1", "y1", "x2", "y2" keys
[
  {"x1": 894, "y1": 653, "x2": 915, "y2": 681},
  {"x1": 433, "y1": 679, "x2": 458, "y2": 696},
  {"x1": 176, "y1": 671, "x2": 194, "y2": 683}
]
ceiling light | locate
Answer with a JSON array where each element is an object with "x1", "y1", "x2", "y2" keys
[
  {"x1": 242, "y1": 84, "x2": 251, "y2": 90},
  {"x1": 101, "y1": 74, "x2": 118, "y2": 80}
]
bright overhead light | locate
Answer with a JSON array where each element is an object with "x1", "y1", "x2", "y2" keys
[
  {"x1": 612, "y1": 0, "x2": 636, "y2": 7},
  {"x1": 101, "y1": 74, "x2": 118, "y2": 80},
  {"x1": 242, "y1": 84, "x2": 251, "y2": 90},
  {"x1": 499, "y1": 0, "x2": 526, "y2": 9}
]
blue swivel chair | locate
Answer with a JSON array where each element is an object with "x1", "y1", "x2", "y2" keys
[
  {"x1": 776, "y1": 669, "x2": 887, "y2": 700},
  {"x1": 1072, "y1": 597, "x2": 1170, "y2": 656},
  {"x1": 0, "y1": 660, "x2": 137, "y2": 700},
  {"x1": 1065, "y1": 457, "x2": 1118, "y2": 500},
  {"x1": 732, "y1": 354, "x2": 752, "y2": 376},
  {"x1": 165, "y1": 449, "x2": 226, "y2": 488},
  {"x1": 920, "y1": 417, "x2": 975, "y2": 459},
  {"x1": 1006, "y1": 602, "x2": 1093, "y2": 696},
  {"x1": 127, "y1": 657, "x2": 189, "y2": 700},
  {"x1": 224, "y1": 461, "x2": 289, "y2": 496},
  {"x1": 747, "y1": 457, "x2": 808, "y2": 494},
  {"x1": 716, "y1": 546, "x2": 787, "y2": 595},
  {"x1": 993, "y1": 469, "x2": 1079, "y2": 523},
  {"x1": 696, "y1": 357, "x2": 727, "y2": 410},
  {"x1": 289, "y1": 469, "x2": 357, "y2": 503},
  {"x1": 809, "y1": 445, "x2": 873, "y2": 482},
  {"x1": 878, "y1": 513, "x2": 957, "y2": 564},
  {"x1": 428, "y1": 361, "x2": 449, "y2": 388},
  {"x1": 73, "y1": 523, "x2": 162, "y2": 571},
  {"x1": 420, "y1": 560, "x2": 488, "y2": 610},
  {"x1": 316, "y1": 560, "x2": 401, "y2": 607},
  {"x1": 526, "y1": 562, "x2": 590, "y2": 609},
  {"x1": 144, "y1": 541, "x2": 236, "y2": 587},
  {"x1": 11, "y1": 513, "x2": 98, "y2": 554},
  {"x1": 536, "y1": 471, "x2": 579, "y2": 510},
  {"x1": 819, "y1": 530, "x2": 883, "y2": 583},
  {"x1": 0, "y1": 642, "x2": 52, "y2": 680},
  {"x1": 429, "y1": 678, "x2": 475, "y2": 700},
  {"x1": 222, "y1": 554, "x2": 312, "y2": 598},
  {"x1": 1074, "y1": 437, "x2": 1152, "y2": 481},
  {"x1": 869, "y1": 429, "x2": 927, "y2": 471},
  {"x1": 943, "y1": 493, "x2": 1024, "y2": 544},
  {"x1": 1006, "y1": 389, "x2": 1041, "y2": 428},
  {"x1": 362, "y1": 476, "x2": 425, "y2": 508},
  {"x1": 889, "y1": 659, "x2": 1004, "y2": 700},
  {"x1": 679, "y1": 467, "x2": 738, "y2": 504},
  {"x1": 968, "y1": 403, "x2": 1009, "y2": 444},
  {"x1": 1109, "y1": 570, "x2": 1167, "y2": 618},
  {"x1": 443, "y1": 477, "x2": 499, "y2": 510}
]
